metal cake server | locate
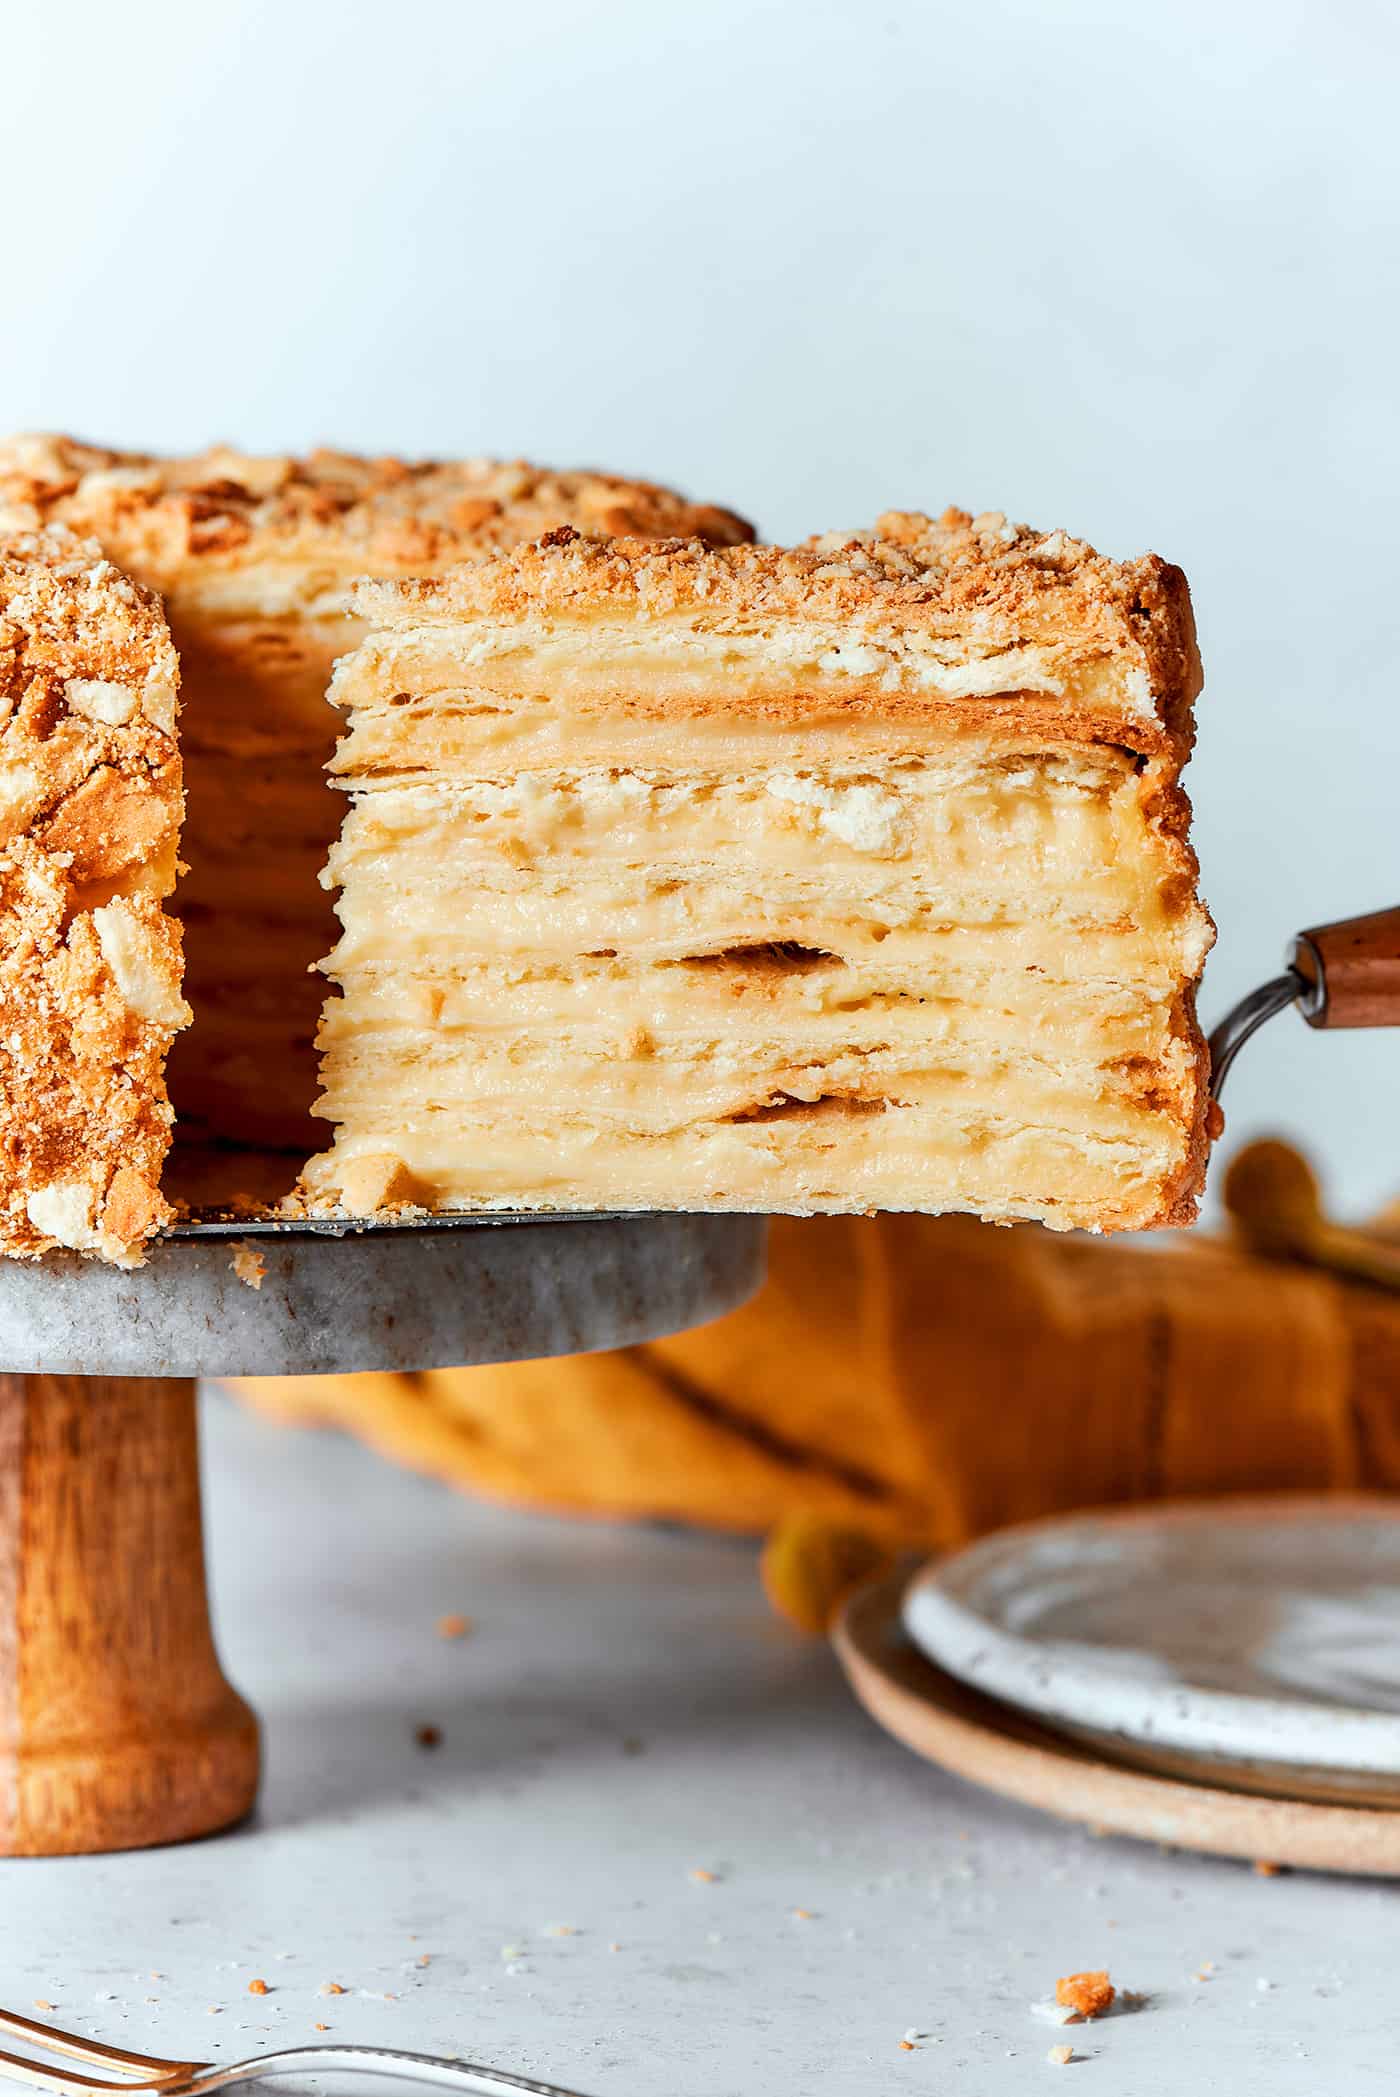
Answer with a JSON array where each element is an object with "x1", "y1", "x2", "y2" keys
[{"x1": 1208, "y1": 902, "x2": 1400, "y2": 1100}]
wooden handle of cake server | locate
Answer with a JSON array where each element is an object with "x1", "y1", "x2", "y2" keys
[
  {"x1": 0, "y1": 1373, "x2": 260, "y2": 1855},
  {"x1": 1291, "y1": 905, "x2": 1400, "y2": 1030}
]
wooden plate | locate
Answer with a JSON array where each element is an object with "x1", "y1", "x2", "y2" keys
[{"x1": 833, "y1": 1572, "x2": 1400, "y2": 1877}]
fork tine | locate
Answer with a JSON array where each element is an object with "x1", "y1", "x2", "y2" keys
[{"x1": 0, "y1": 2011, "x2": 205, "y2": 2096}]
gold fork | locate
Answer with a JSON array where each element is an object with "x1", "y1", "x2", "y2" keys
[{"x1": 0, "y1": 2007, "x2": 592, "y2": 2097}]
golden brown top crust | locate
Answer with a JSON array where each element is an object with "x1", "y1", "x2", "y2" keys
[
  {"x1": 0, "y1": 436, "x2": 754, "y2": 612},
  {"x1": 359, "y1": 505, "x2": 1182, "y2": 627},
  {"x1": 355, "y1": 507, "x2": 1201, "y2": 750}
]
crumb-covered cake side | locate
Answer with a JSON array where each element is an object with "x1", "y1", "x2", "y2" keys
[{"x1": 0, "y1": 529, "x2": 188, "y2": 1263}]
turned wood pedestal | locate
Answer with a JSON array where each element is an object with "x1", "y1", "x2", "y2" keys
[
  {"x1": 0, "y1": 1215, "x2": 766, "y2": 1855},
  {"x1": 0, "y1": 1375, "x2": 257, "y2": 1855}
]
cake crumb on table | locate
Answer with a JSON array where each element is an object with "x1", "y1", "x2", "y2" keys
[
  {"x1": 247, "y1": 1979, "x2": 269, "y2": 1996},
  {"x1": 436, "y1": 1613, "x2": 472, "y2": 1639},
  {"x1": 1056, "y1": 1970, "x2": 1115, "y2": 2019},
  {"x1": 229, "y1": 1242, "x2": 266, "y2": 1290},
  {"x1": 1048, "y1": 2042, "x2": 1075, "y2": 2065}
]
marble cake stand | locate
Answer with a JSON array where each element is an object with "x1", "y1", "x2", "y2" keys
[{"x1": 0, "y1": 1212, "x2": 765, "y2": 1858}]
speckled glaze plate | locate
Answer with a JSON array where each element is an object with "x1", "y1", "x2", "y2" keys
[
  {"x1": 901, "y1": 1497, "x2": 1400, "y2": 1806},
  {"x1": 835, "y1": 1570, "x2": 1400, "y2": 1875}
]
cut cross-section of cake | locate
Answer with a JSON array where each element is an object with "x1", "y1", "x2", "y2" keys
[
  {"x1": 0, "y1": 437, "x2": 752, "y2": 1207},
  {"x1": 0, "y1": 528, "x2": 188, "y2": 1263},
  {"x1": 304, "y1": 509, "x2": 1216, "y2": 1232}
]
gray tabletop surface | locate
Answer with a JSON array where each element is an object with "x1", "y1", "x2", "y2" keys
[{"x1": 6, "y1": 1394, "x2": 1397, "y2": 2096}]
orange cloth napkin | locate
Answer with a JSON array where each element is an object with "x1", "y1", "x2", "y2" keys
[{"x1": 230, "y1": 1208, "x2": 1400, "y2": 1549}]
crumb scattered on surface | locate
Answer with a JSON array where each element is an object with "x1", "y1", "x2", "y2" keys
[
  {"x1": 689, "y1": 1867, "x2": 717, "y2": 1884},
  {"x1": 899, "y1": 2040, "x2": 915, "y2": 2052},
  {"x1": 247, "y1": 1979, "x2": 269, "y2": 1996},
  {"x1": 436, "y1": 1613, "x2": 472, "y2": 1639},
  {"x1": 1254, "y1": 1859, "x2": 1283, "y2": 1877},
  {"x1": 319, "y1": 1982, "x2": 346, "y2": 1996},
  {"x1": 230, "y1": 1242, "x2": 266, "y2": 1290},
  {"x1": 792, "y1": 1907, "x2": 814, "y2": 1920},
  {"x1": 1056, "y1": 1971, "x2": 1115, "y2": 2020},
  {"x1": 415, "y1": 1724, "x2": 442, "y2": 1749},
  {"x1": 314, "y1": 2022, "x2": 330, "y2": 2032},
  {"x1": 33, "y1": 2001, "x2": 54, "y2": 2013},
  {"x1": 1048, "y1": 2043, "x2": 1075, "y2": 2066},
  {"x1": 416, "y1": 1954, "x2": 431, "y2": 1967}
]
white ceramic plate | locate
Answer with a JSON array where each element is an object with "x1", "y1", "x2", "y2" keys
[{"x1": 902, "y1": 1496, "x2": 1400, "y2": 1803}]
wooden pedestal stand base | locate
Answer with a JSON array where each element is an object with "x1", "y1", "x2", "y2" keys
[
  {"x1": 0, "y1": 1212, "x2": 765, "y2": 1855},
  {"x1": 0, "y1": 1375, "x2": 259, "y2": 1856}
]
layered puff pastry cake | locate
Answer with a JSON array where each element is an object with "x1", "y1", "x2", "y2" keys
[
  {"x1": 0, "y1": 529, "x2": 188, "y2": 1263},
  {"x1": 303, "y1": 510, "x2": 1215, "y2": 1233},
  {"x1": 0, "y1": 437, "x2": 752, "y2": 1223}
]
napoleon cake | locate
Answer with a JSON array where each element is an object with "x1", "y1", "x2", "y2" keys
[
  {"x1": 303, "y1": 509, "x2": 1215, "y2": 1232},
  {"x1": 0, "y1": 527, "x2": 188, "y2": 1263},
  {"x1": 0, "y1": 437, "x2": 752, "y2": 1211}
]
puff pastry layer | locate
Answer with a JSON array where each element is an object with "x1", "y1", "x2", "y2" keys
[{"x1": 305, "y1": 510, "x2": 1214, "y2": 1231}]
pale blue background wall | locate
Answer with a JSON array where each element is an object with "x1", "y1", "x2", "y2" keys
[{"x1": 7, "y1": 0, "x2": 1398, "y2": 1214}]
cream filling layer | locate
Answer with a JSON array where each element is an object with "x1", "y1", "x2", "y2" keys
[
  {"x1": 327, "y1": 752, "x2": 1156, "y2": 882},
  {"x1": 325, "y1": 874, "x2": 1202, "y2": 983},
  {"x1": 318, "y1": 963, "x2": 1182, "y2": 1061},
  {"x1": 323, "y1": 760, "x2": 1206, "y2": 980},
  {"x1": 301, "y1": 1101, "x2": 1182, "y2": 1234},
  {"x1": 331, "y1": 701, "x2": 1176, "y2": 787},
  {"x1": 314, "y1": 1037, "x2": 1197, "y2": 1136},
  {"x1": 335, "y1": 618, "x2": 1155, "y2": 719}
]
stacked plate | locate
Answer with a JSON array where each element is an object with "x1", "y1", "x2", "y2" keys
[{"x1": 901, "y1": 1497, "x2": 1400, "y2": 1806}]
